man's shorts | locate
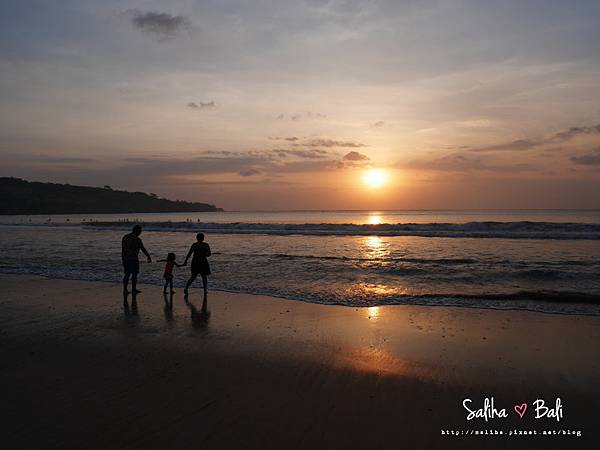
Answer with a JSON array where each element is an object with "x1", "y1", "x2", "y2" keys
[{"x1": 123, "y1": 259, "x2": 140, "y2": 274}]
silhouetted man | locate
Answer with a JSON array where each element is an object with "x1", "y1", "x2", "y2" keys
[{"x1": 122, "y1": 224, "x2": 151, "y2": 295}]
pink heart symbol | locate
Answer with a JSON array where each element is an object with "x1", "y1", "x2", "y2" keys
[{"x1": 514, "y1": 403, "x2": 527, "y2": 418}]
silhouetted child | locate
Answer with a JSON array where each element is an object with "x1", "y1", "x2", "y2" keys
[{"x1": 157, "y1": 253, "x2": 183, "y2": 294}]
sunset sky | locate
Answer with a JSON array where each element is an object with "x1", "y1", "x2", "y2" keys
[{"x1": 1, "y1": 0, "x2": 600, "y2": 210}]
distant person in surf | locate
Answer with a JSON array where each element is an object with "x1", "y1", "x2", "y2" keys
[
  {"x1": 183, "y1": 233, "x2": 212, "y2": 296},
  {"x1": 121, "y1": 224, "x2": 151, "y2": 295},
  {"x1": 157, "y1": 252, "x2": 183, "y2": 295}
]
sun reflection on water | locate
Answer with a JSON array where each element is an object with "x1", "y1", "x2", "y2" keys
[
  {"x1": 366, "y1": 235, "x2": 382, "y2": 248},
  {"x1": 363, "y1": 235, "x2": 389, "y2": 261},
  {"x1": 344, "y1": 282, "x2": 409, "y2": 307},
  {"x1": 363, "y1": 283, "x2": 404, "y2": 296},
  {"x1": 367, "y1": 306, "x2": 380, "y2": 319},
  {"x1": 335, "y1": 345, "x2": 416, "y2": 376}
]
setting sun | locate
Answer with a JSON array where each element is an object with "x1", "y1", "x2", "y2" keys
[{"x1": 363, "y1": 169, "x2": 388, "y2": 188}]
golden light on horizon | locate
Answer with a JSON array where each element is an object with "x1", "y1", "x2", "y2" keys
[
  {"x1": 362, "y1": 168, "x2": 389, "y2": 188},
  {"x1": 368, "y1": 214, "x2": 383, "y2": 225}
]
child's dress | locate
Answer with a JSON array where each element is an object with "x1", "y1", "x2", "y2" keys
[{"x1": 164, "y1": 261, "x2": 175, "y2": 280}]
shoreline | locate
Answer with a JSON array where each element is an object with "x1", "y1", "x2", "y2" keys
[{"x1": 2, "y1": 270, "x2": 599, "y2": 317}]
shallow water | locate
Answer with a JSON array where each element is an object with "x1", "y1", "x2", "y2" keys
[{"x1": 1, "y1": 210, "x2": 599, "y2": 315}]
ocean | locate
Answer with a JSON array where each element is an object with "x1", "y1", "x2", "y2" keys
[{"x1": 1, "y1": 210, "x2": 599, "y2": 315}]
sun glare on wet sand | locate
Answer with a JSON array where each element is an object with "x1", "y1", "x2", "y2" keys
[{"x1": 363, "y1": 169, "x2": 388, "y2": 188}]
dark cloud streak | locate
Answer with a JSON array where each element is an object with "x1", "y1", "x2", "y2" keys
[
  {"x1": 571, "y1": 148, "x2": 600, "y2": 165},
  {"x1": 187, "y1": 101, "x2": 216, "y2": 110},
  {"x1": 302, "y1": 139, "x2": 367, "y2": 148},
  {"x1": 272, "y1": 149, "x2": 329, "y2": 159},
  {"x1": 405, "y1": 154, "x2": 532, "y2": 173},
  {"x1": 129, "y1": 10, "x2": 192, "y2": 40},
  {"x1": 238, "y1": 168, "x2": 262, "y2": 176},
  {"x1": 470, "y1": 123, "x2": 600, "y2": 153},
  {"x1": 343, "y1": 151, "x2": 369, "y2": 161}
]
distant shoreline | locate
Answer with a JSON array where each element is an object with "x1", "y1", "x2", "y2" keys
[
  {"x1": 0, "y1": 211, "x2": 225, "y2": 216},
  {"x1": 0, "y1": 177, "x2": 223, "y2": 214}
]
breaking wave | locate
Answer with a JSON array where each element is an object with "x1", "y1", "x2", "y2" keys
[{"x1": 77, "y1": 220, "x2": 600, "y2": 239}]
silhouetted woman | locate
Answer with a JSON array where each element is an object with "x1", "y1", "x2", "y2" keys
[{"x1": 183, "y1": 232, "x2": 211, "y2": 296}]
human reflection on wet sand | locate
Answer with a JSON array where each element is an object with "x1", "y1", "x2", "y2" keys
[
  {"x1": 123, "y1": 291, "x2": 139, "y2": 316},
  {"x1": 121, "y1": 292, "x2": 140, "y2": 329},
  {"x1": 163, "y1": 292, "x2": 174, "y2": 322},
  {"x1": 185, "y1": 292, "x2": 210, "y2": 329}
]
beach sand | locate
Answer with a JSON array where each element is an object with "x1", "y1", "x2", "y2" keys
[{"x1": 1, "y1": 274, "x2": 599, "y2": 449}]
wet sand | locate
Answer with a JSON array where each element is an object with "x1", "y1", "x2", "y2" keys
[{"x1": 1, "y1": 274, "x2": 599, "y2": 449}]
